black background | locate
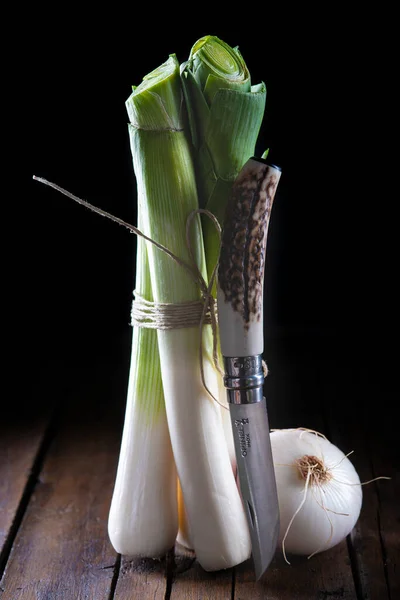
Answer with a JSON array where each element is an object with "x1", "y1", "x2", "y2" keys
[{"x1": 12, "y1": 8, "x2": 397, "y2": 389}]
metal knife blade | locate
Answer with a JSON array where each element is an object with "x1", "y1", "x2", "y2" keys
[{"x1": 217, "y1": 157, "x2": 281, "y2": 580}]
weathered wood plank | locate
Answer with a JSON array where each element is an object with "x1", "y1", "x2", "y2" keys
[
  {"x1": 235, "y1": 545, "x2": 356, "y2": 600},
  {"x1": 234, "y1": 356, "x2": 358, "y2": 599},
  {"x1": 169, "y1": 544, "x2": 233, "y2": 599},
  {"x1": 0, "y1": 413, "x2": 51, "y2": 566},
  {"x1": 0, "y1": 361, "x2": 125, "y2": 600},
  {"x1": 0, "y1": 361, "x2": 60, "y2": 576},
  {"x1": 370, "y1": 441, "x2": 400, "y2": 599},
  {"x1": 113, "y1": 554, "x2": 169, "y2": 600},
  {"x1": 360, "y1": 370, "x2": 399, "y2": 599},
  {"x1": 320, "y1": 360, "x2": 391, "y2": 600}
]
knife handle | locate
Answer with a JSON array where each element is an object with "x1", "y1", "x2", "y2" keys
[
  {"x1": 223, "y1": 355, "x2": 264, "y2": 405},
  {"x1": 217, "y1": 158, "x2": 282, "y2": 358}
]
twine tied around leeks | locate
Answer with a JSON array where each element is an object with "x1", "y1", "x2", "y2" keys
[{"x1": 32, "y1": 176, "x2": 268, "y2": 406}]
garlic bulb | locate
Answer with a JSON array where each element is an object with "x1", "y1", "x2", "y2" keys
[{"x1": 270, "y1": 428, "x2": 362, "y2": 561}]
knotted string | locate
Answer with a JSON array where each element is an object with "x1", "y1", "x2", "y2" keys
[
  {"x1": 33, "y1": 176, "x2": 225, "y2": 404},
  {"x1": 185, "y1": 209, "x2": 225, "y2": 402},
  {"x1": 131, "y1": 291, "x2": 215, "y2": 329}
]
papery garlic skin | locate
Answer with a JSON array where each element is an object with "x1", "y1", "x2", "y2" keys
[{"x1": 270, "y1": 429, "x2": 362, "y2": 556}]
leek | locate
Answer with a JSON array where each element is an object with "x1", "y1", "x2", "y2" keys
[
  {"x1": 107, "y1": 213, "x2": 178, "y2": 557},
  {"x1": 181, "y1": 35, "x2": 267, "y2": 470},
  {"x1": 181, "y1": 35, "x2": 267, "y2": 285},
  {"x1": 126, "y1": 54, "x2": 251, "y2": 571}
]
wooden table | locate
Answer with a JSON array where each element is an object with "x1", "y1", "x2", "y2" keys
[{"x1": 1, "y1": 330, "x2": 398, "y2": 599}]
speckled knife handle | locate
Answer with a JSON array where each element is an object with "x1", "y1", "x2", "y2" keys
[{"x1": 217, "y1": 158, "x2": 282, "y2": 358}]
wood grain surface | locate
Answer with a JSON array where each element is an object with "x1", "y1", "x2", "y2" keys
[{"x1": 0, "y1": 333, "x2": 398, "y2": 599}]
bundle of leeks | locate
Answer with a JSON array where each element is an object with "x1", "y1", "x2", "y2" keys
[{"x1": 108, "y1": 35, "x2": 268, "y2": 571}]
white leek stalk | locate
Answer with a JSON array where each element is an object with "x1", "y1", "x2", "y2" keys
[
  {"x1": 108, "y1": 212, "x2": 178, "y2": 557},
  {"x1": 126, "y1": 54, "x2": 251, "y2": 571}
]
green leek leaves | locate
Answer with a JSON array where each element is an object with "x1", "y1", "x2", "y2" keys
[{"x1": 180, "y1": 35, "x2": 267, "y2": 283}]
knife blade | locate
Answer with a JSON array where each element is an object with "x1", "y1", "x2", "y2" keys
[{"x1": 217, "y1": 157, "x2": 281, "y2": 580}]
